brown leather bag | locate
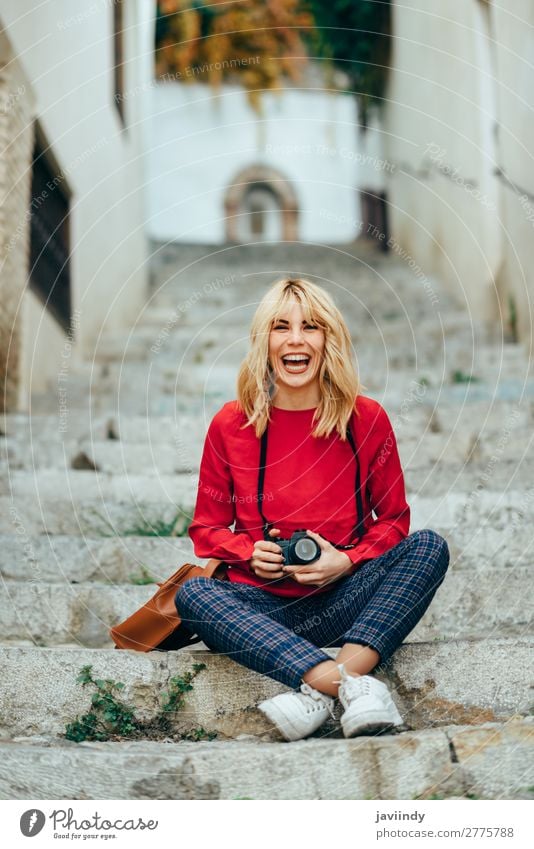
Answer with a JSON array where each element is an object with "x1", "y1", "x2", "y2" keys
[{"x1": 110, "y1": 559, "x2": 229, "y2": 652}]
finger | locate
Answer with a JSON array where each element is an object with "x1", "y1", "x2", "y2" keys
[
  {"x1": 305, "y1": 529, "x2": 331, "y2": 551},
  {"x1": 294, "y1": 570, "x2": 322, "y2": 580},
  {"x1": 291, "y1": 572, "x2": 323, "y2": 584},
  {"x1": 255, "y1": 551, "x2": 284, "y2": 565},
  {"x1": 256, "y1": 541, "x2": 282, "y2": 554},
  {"x1": 253, "y1": 554, "x2": 285, "y2": 568},
  {"x1": 268, "y1": 528, "x2": 281, "y2": 537}
]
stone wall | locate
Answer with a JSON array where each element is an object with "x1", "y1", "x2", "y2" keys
[{"x1": 0, "y1": 32, "x2": 34, "y2": 412}]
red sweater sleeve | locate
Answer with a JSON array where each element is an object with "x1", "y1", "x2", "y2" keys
[
  {"x1": 345, "y1": 404, "x2": 410, "y2": 567},
  {"x1": 188, "y1": 409, "x2": 255, "y2": 564}
]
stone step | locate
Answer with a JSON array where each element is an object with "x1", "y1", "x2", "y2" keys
[
  {"x1": 0, "y1": 497, "x2": 190, "y2": 536},
  {"x1": 103, "y1": 318, "x2": 496, "y2": 367},
  {"x1": 1, "y1": 470, "x2": 196, "y2": 502},
  {"x1": 31, "y1": 375, "x2": 534, "y2": 418},
  {"x1": 4, "y1": 423, "x2": 534, "y2": 476},
  {"x1": 0, "y1": 411, "x2": 220, "y2": 443},
  {"x1": 0, "y1": 534, "x2": 201, "y2": 583},
  {"x1": 1, "y1": 719, "x2": 532, "y2": 799},
  {"x1": 0, "y1": 563, "x2": 530, "y2": 646},
  {"x1": 1, "y1": 438, "x2": 203, "y2": 475},
  {"x1": 4, "y1": 459, "x2": 534, "y2": 511},
  {"x1": 410, "y1": 489, "x2": 534, "y2": 532},
  {"x1": 3, "y1": 424, "x2": 533, "y2": 473},
  {"x1": 25, "y1": 347, "x2": 534, "y2": 407},
  {"x1": 0, "y1": 520, "x2": 531, "y2": 586},
  {"x1": 52, "y1": 356, "x2": 534, "y2": 405},
  {"x1": 3, "y1": 484, "x2": 534, "y2": 538},
  {"x1": 3, "y1": 397, "x2": 532, "y2": 444},
  {"x1": 0, "y1": 640, "x2": 531, "y2": 742},
  {"x1": 405, "y1": 459, "x2": 534, "y2": 494}
]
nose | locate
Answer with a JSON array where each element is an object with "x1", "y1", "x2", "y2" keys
[{"x1": 288, "y1": 324, "x2": 304, "y2": 344}]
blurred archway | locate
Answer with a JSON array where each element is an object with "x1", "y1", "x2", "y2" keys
[{"x1": 224, "y1": 165, "x2": 299, "y2": 243}]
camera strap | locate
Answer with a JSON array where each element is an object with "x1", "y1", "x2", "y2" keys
[{"x1": 257, "y1": 413, "x2": 366, "y2": 548}]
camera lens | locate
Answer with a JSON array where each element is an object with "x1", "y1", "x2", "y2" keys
[{"x1": 294, "y1": 537, "x2": 320, "y2": 563}]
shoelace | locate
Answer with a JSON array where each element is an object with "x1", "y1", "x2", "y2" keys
[
  {"x1": 334, "y1": 664, "x2": 377, "y2": 701},
  {"x1": 300, "y1": 683, "x2": 336, "y2": 718},
  {"x1": 342, "y1": 676, "x2": 372, "y2": 698}
]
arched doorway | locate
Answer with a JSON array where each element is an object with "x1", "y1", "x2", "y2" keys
[{"x1": 224, "y1": 165, "x2": 299, "y2": 242}]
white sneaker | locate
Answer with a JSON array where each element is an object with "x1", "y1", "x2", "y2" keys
[
  {"x1": 257, "y1": 683, "x2": 336, "y2": 742},
  {"x1": 336, "y1": 664, "x2": 404, "y2": 738}
]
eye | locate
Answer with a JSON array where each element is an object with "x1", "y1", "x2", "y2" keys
[{"x1": 304, "y1": 322, "x2": 318, "y2": 330}]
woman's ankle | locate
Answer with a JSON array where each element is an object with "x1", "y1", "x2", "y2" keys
[{"x1": 302, "y1": 660, "x2": 356, "y2": 697}]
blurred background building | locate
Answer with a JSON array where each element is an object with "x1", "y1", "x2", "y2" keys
[
  {"x1": 0, "y1": 0, "x2": 149, "y2": 409},
  {"x1": 1, "y1": 0, "x2": 533, "y2": 413}
]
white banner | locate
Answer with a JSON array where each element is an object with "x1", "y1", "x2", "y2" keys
[{"x1": 1, "y1": 799, "x2": 531, "y2": 848}]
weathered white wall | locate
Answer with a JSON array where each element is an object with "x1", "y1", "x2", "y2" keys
[
  {"x1": 0, "y1": 0, "x2": 150, "y2": 404},
  {"x1": 383, "y1": 0, "x2": 503, "y2": 324},
  {"x1": 145, "y1": 80, "x2": 360, "y2": 243},
  {"x1": 490, "y1": 0, "x2": 534, "y2": 351}
]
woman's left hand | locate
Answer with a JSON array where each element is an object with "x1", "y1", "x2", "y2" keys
[{"x1": 281, "y1": 529, "x2": 353, "y2": 588}]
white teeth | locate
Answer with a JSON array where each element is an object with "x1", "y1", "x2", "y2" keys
[{"x1": 281, "y1": 354, "x2": 310, "y2": 373}]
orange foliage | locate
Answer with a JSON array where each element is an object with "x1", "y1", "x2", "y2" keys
[{"x1": 155, "y1": 0, "x2": 315, "y2": 110}]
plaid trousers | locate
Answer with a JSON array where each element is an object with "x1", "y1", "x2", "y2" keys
[{"x1": 175, "y1": 528, "x2": 449, "y2": 689}]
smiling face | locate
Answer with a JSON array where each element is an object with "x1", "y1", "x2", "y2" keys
[{"x1": 268, "y1": 299, "x2": 325, "y2": 408}]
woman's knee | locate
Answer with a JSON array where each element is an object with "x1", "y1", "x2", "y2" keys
[
  {"x1": 174, "y1": 576, "x2": 213, "y2": 613},
  {"x1": 411, "y1": 528, "x2": 450, "y2": 576}
]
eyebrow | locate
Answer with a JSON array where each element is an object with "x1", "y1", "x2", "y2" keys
[{"x1": 273, "y1": 317, "x2": 316, "y2": 324}]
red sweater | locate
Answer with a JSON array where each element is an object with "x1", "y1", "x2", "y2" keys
[{"x1": 188, "y1": 395, "x2": 410, "y2": 597}]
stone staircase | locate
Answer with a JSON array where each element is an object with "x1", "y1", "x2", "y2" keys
[{"x1": 0, "y1": 241, "x2": 533, "y2": 800}]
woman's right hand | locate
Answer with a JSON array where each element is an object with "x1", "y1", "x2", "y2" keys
[{"x1": 249, "y1": 528, "x2": 284, "y2": 580}]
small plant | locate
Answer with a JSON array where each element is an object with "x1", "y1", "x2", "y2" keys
[
  {"x1": 122, "y1": 513, "x2": 191, "y2": 538},
  {"x1": 508, "y1": 294, "x2": 518, "y2": 343},
  {"x1": 160, "y1": 664, "x2": 207, "y2": 714},
  {"x1": 65, "y1": 663, "x2": 214, "y2": 743},
  {"x1": 87, "y1": 507, "x2": 191, "y2": 538},
  {"x1": 451, "y1": 370, "x2": 480, "y2": 384},
  {"x1": 181, "y1": 727, "x2": 217, "y2": 742},
  {"x1": 129, "y1": 565, "x2": 157, "y2": 585},
  {"x1": 65, "y1": 666, "x2": 140, "y2": 742}
]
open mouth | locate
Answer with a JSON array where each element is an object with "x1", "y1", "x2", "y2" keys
[{"x1": 281, "y1": 354, "x2": 311, "y2": 374}]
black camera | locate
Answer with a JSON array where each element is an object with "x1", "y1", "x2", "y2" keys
[{"x1": 270, "y1": 529, "x2": 321, "y2": 566}]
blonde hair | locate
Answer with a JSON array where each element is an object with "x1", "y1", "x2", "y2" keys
[{"x1": 237, "y1": 277, "x2": 365, "y2": 439}]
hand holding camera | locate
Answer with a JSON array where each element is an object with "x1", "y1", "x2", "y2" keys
[
  {"x1": 250, "y1": 527, "x2": 352, "y2": 587},
  {"x1": 250, "y1": 527, "x2": 286, "y2": 580}
]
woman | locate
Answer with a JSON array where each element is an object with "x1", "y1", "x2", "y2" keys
[{"x1": 175, "y1": 278, "x2": 449, "y2": 742}]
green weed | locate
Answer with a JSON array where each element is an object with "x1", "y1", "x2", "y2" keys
[
  {"x1": 129, "y1": 565, "x2": 157, "y2": 585},
  {"x1": 65, "y1": 662, "x2": 214, "y2": 743},
  {"x1": 508, "y1": 294, "x2": 518, "y2": 343},
  {"x1": 65, "y1": 666, "x2": 139, "y2": 742},
  {"x1": 451, "y1": 370, "x2": 480, "y2": 384}
]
